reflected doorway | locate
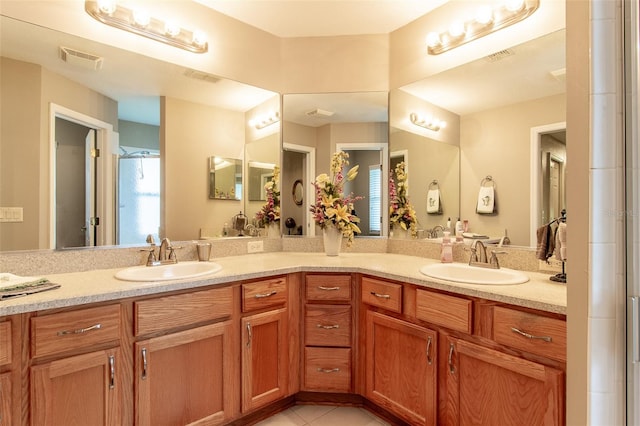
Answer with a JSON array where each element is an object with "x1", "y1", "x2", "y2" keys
[{"x1": 282, "y1": 143, "x2": 316, "y2": 236}]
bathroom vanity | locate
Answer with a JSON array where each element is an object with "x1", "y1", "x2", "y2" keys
[{"x1": 0, "y1": 252, "x2": 566, "y2": 425}]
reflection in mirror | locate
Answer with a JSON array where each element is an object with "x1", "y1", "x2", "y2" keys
[
  {"x1": 393, "y1": 29, "x2": 565, "y2": 246},
  {"x1": 0, "y1": 15, "x2": 278, "y2": 251},
  {"x1": 245, "y1": 132, "x2": 281, "y2": 231},
  {"x1": 248, "y1": 162, "x2": 275, "y2": 201},
  {"x1": 282, "y1": 92, "x2": 389, "y2": 237},
  {"x1": 208, "y1": 157, "x2": 242, "y2": 200},
  {"x1": 292, "y1": 180, "x2": 304, "y2": 206}
]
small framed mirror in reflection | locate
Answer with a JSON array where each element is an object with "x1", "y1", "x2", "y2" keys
[
  {"x1": 208, "y1": 157, "x2": 242, "y2": 200},
  {"x1": 292, "y1": 179, "x2": 303, "y2": 206}
]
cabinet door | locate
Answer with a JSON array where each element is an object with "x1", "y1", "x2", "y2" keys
[
  {"x1": 31, "y1": 348, "x2": 122, "y2": 426},
  {"x1": 444, "y1": 336, "x2": 564, "y2": 426},
  {"x1": 0, "y1": 372, "x2": 11, "y2": 426},
  {"x1": 365, "y1": 310, "x2": 437, "y2": 425},
  {"x1": 135, "y1": 321, "x2": 232, "y2": 426},
  {"x1": 241, "y1": 308, "x2": 288, "y2": 413}
]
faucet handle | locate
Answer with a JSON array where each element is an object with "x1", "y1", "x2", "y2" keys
[
  {"x1": 146, "y1": 234, "x2": 155, "y2": 245},
  {"x1": 489, "y1": 250, "x2": 507, "y2": 268}
]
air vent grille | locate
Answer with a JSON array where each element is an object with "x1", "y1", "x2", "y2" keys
[
  {"x1": 183, "y1": 69, "x2": 220, "y2": 83},
  {"x1": 485, "y1": 49, "x2": 514, "y2": 62},
  {"x1": 59, "y1": 46, "x2": 103, "y2": 70},
  {"x1": 306, "y1": 108, "x2": 334, "y2": 117}
]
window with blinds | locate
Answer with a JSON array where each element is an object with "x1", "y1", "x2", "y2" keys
[{"x1": 369, "y1": 164, "x2": 381, "y2": 234}]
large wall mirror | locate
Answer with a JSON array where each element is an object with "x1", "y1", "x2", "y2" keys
[
  {"x1": 392, "y1": 29, "x2": 565, "y2": 247},
  {"x1": 282, "y1": 92, "x2": 389, "y2": 237},
  {"x1": 0, "y1": 15, "x2": 278, "y2": 251}
]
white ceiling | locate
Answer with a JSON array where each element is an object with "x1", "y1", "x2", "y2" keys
[{"x1": 194, "y1": 0, "x2": 448, "y2": 37}]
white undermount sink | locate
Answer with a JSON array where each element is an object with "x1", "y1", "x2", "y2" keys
[
  {"x1": 419, "y1": 263, "x2": 529, "y2": 285},
  {"x1": 115, "y1": 261, "x2": 222, "y2": 282}
]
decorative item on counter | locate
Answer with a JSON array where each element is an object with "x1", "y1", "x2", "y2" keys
[
  {"x1": 455, "y1": 217, "x2": 464, "y2": 242},
  {"x1": 440, "y1": 231, "x2": 453, "y2": 263},
  {"x1": 426, "y1": 179, "x2": 443, "y2": 215},
  {"x1": 389, "y1": 161, "x2": 418, "y2": 238},
  {"x1": 285, "y1": 217, "x2": 297, "y2": 235},
  {"x1": 232, "y1": 211, "x2": 247, "y2": 236},
  {"x1": 310, "y1": 151, "x2": 362, "y2": 255},
  {"x1": 476, "y1": 175, "x2": 497, "y2": 214},
  {"x1": 255, "y1": 165, "x2": 281, "y2": 237}
]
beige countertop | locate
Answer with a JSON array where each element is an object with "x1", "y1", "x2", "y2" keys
[{"x1": 0, "y1": 252, "x2": 567, "y2": 316}]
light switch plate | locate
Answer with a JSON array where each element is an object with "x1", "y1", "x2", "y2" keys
[{"x1": 0, "y1": 207, "x2": 23, "y2": 222}]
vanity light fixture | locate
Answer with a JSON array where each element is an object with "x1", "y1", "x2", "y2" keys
[
  {"x1": 85, "y1": 1, "x2": 208, "y2": 53},
  {"x1": 426, "y1": 0, "x2": 539, "y2": 55},
  {"x1": 410, "y1": 112, "x2": 446, "y2": 132},
  {"x1": 250, "y1": 112, "x2": 280, "y2": 129}
]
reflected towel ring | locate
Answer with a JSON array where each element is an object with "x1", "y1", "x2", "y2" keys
[
  {"x1": 480, "y1": 175, "x2": 495, "y2": 188},
  {"x1": 428, "y1": 179, "x2": 439, "y2": 190}
]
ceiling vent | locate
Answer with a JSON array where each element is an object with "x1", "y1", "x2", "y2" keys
[
  {"x1": 485, "y1": 49, "x2": 515, "y2": 62},
  {"x1": 59, "y1": 46, "x2": 103, "y2": 70},
  {"x1": 306, "y1": 108, "x2": 334, "y2": 117},
  {"x1": 183, "y1": 68, "x2": 220, "y2": 84}
]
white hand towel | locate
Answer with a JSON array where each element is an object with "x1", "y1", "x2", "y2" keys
[
  {"x1": 556, "y1": 222, "x2": 567, "y2": 261},
  {"x1": 0, "y1": 272, "x2": 48, "y2": 290},
  {"x1": 476, "y1": 186, "x2": 495, "y2": 214},
  {"x1": 427, "y1": 189, "x2": 441, "y2": 214}
]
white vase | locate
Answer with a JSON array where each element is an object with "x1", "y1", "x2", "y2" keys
[
  {"x1": 322, "y1": 225, "x2": 343, "y2": 256},
  {"x1": 392, "y1": 226, "x2": 410, "y2": 239},
  {"x1": 267, "y1": 222, "x2": 280, "y2": 238}
]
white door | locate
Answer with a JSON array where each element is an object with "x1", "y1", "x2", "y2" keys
[{"x1": 85, "y1": 128, "x2": 97, "y2": 246}]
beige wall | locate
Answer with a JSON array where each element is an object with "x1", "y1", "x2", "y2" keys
[
  {"x1": 119, "y1": 120, "x2": 160, "y2": 151},
  {"x1": 459, "y1": 93, "x2": 566, "y2": 245},
  {"x1": 162, "y1": 96, "x2": 245, "y2": 240}
]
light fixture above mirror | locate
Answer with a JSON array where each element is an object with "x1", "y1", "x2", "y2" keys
[
  {"x1": 409, "y1": 112, "x2": 446, "y2": 132},
  {"x1": 426, "y1": 0, "x2": 539, "y2": 55},
  {"x1": 85, "y1": 0, "x2": 208, "y2": 53}
]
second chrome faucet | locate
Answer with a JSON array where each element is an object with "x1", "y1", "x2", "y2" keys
[{"x1": 142, "y1": 235, "x2": 179, "y2": 266}]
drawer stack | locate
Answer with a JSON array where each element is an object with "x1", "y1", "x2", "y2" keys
[{"x1": 303, "y1": 274, "x2": 353, "y2": 393}]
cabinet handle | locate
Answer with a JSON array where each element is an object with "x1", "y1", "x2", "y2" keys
[
  {"x1": 254, "y1": 291, "x2": 276, "y2": 299},
  {"x1": 426, "y1": 336, "x2": 433, "y2": 365},
  {"x1": 316, "y1": 324, "x2": 340, "y2": 330},
  {"x1": 57, "y1": 323, "x2": 102, "y2": 336},
  {"x1": 318, "y1": 286, "x2": 340, "y2": 291},
  {"x1": 246, "y1": 323, "x2": 252, "y2": 348},
  {"x1": 317, "y1": 368, "x2": 340, "y2": 373},
  {"x1": 141, "y1": 348, "x2": 148, "y2": 380},
  {"x1": 448, "y1": 343, "x2": 456, "y2": 374},
  {"x1": 370, "y1": 291, "x2": 390, "y2": 299},
  {"x1": 108, "y1": 355, "x2": 115, "y2": 389},
  {"x1": 510, "y1": 327, "x2": 552, "y2": 342}
]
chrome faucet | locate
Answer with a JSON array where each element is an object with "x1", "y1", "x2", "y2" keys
[
  {"x1": 429, "y1": 225, "x2": 445, "y2": 238},
  {"x1": 468, "y1": 240, "x2": 506, "y2": 269},
  {"x1": 141, "y1": 235, "x2": 179, "y2": 266}
]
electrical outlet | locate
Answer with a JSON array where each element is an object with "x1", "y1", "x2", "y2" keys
[{"x1": 247, "y1": 240, "x2": 264, "y2": 253}]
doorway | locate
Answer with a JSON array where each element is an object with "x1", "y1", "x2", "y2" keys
[
  {"x1": 50, "y1": 104, "x2": 115, "y2": 250},
  {"x1": 282, "y1": 143, "x2": 315, "y2": 236}
]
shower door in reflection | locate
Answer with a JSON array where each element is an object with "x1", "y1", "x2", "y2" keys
[{"x1": 118, "y1": 153, "x2": 160, "y2": 245}]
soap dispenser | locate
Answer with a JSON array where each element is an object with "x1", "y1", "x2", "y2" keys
[
  {"x1": 441, "y1": 231, "x2": 453, "y2": 263},
  {"x1": 455, "y1": 218, "x2": 464, "y2": 242}
]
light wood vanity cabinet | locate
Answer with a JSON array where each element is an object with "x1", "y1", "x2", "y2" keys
[
  {"x1": 133, "y1": 287, "x2": 233, "y2": 426},
  {"x1": 241, "y1": 276, "x2": 290, "y2": 413},
  {"x1": 0, "y1": 319, "x2": 14, "y2": 426},
  {"x1": 28, "y1": 304, "x2": 124, "y2": 426}
]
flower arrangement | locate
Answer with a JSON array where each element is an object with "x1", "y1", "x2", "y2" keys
[
  {"x1": 389, "y1": 161, "x2": 418, "y2": 236},
  {"x1": 255, "y1": 166, "x2": 280, "y2": 227},
  {"x1": 310, "y1": 151, "x2": 362, "y2": 246}
]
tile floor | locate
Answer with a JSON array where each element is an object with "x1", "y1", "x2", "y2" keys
[{"x1": 254, "y1": 404, "x2": 392, "y2": 426}]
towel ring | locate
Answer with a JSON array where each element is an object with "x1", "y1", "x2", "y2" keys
[
  {"x1": 428, "y1": 179, "x2": 439, "y2": 190},
  {"x1": 480, "y1": 176, "x2": 495, "y2": 188}
]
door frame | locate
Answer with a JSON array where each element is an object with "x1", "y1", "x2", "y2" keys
[
  {"x1": 283, "y1": 142, "x2": 316, "y2": 236},
  {"x1": 529, "y1": 121, "x2": 566, "y2": 247},
  {"x1": 49, "y1": 103, "x2": 116, "y2": 249}
]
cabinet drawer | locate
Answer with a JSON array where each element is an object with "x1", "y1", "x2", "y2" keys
[
  {"x1": 361, "y1": 277, "x2": 402, "y2": 313},
  {"x1": 493, "y1": 306, "x2": 566, "y2": 362},
  {"x1": 135, "y1": 286, "x2": 232, "y2": 336},
  {"x1": 242, "y1": 276, "x2": 287, "y2": 312},
  {"x1": 416, "y1": 290, "x2": 472, "y2": 334},
  {"x1": 31, "y1": 304, "x2": 121, "y2": 359},
  {"x1": 0, "y1": 321, "x2": 11, "y2": 366},
  {"x1": 305, "y1": 305, "x2": 351, "y2": 347},
  {"x1": 304, "y1": 347, "x2": 351, "y2": 392},
  {"x1": 306, "y1": 274, "x2": 351, "y2": 301}
]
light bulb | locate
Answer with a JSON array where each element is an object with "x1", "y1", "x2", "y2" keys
[
  {"x1": 192, "y1": 30, "x2": 207, "y2": 47},
  {"x1": 475, "y1": 6, "x2": 494, "y2": 25},
  {"x1": 97, "y1": 0, "x2": 116, "y2": 15},
  {"x1": 448, "y1": 21, "x2": 466, "y2": 38},
  {"x1": 165, "y1": 21, "x2": 181, "y2": 37},
  {"x1": 426, "y1": 32, "x2": 441, "y2": 48},
  {"x1": 505, "y1": 0, "x2": 525, "y2": 12},
  {"x1": 132, "y1": 8, "x2": 150, "y2": 27}
]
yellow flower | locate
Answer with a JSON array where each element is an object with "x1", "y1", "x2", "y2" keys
[
  {"x1": 315, "y1": 173, "x2": 330, "y2": 185},
  {"x1": 346, "y1": 165, "x2": 359, "y2": 181},
  {"x1": 326, "y1": 204, "x2": 350, "y2": 222},
  {"x1": 321, "y1": 194, "x2": 339, "y2": 208}
]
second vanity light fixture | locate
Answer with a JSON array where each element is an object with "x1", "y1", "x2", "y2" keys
[
  {"x1": 410, "y1": 113, "x2": 446, "y2": 132},
  {"x1": 251, "y1": 112, "x2": 280, "y2": 129},
  {"x1": 426, "y1": 0, "x2": 539, "y2": 55},
  {"x1": 85, "y1": 0, "x2": 208, "y2": 53}
]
